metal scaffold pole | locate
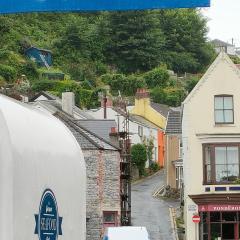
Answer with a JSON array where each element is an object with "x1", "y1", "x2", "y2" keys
[{"x1": 119, "y1": 112, "x2": 132, "y2": 226}]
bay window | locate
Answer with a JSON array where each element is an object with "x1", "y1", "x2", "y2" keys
[{"x1": 203, "y1": 144, "x2": 240, "y2": 184}]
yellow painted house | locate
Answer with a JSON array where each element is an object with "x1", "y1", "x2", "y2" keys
[
  {"x1": 130, "y1": 88, "x2": 167, "y2": 129},
  {"x1": 130, "y1": 88, "x2": 169, "y2": 167}
]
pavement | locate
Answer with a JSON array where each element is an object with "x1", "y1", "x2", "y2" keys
[{"x1": 131, "y1": 170, "x2": 179, "y2": 240}]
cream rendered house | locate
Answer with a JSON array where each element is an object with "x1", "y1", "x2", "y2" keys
[{"x1": 183, "y1": 52, "x2": 240, "y2": 240}]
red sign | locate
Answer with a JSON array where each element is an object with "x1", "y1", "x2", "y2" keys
[
  {"x1": 192, "y1": 215, "x2": 200, "y2": 223},
  {"x1": 199, "y1": 204, "x2": 240, "y2": 212}
]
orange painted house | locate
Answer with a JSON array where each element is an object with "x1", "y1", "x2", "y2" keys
[{"x1": 158, "y1": 130, "x2": 165, "y2": 167}]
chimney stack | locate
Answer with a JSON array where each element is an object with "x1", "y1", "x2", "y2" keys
[
  {"x1": 109, "y1": 127, "x2": 120, "y2": 147},
  {"x1": 135, "y1": 88, "x2": 149, "y2": 99},
  {"x1": 101, "y1": 96, "x2": 113, "y2": 119},
  {"x1": 62, "y1": 92, "x2": 75, "y2": 116}
]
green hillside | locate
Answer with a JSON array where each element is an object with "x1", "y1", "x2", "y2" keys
[{"x1": 0, "y1": 10, "x2": 216, "y2": 108}]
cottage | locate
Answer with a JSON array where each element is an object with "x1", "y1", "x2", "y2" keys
[
  {"x1": 211, "y1": 39, "x2": 236, "y2": 56},
  {"x1": 25, "y1": 46, "x2": 52, "y2": 68},
  {"x1": 55, "y1": 112, "x2": 121, "y2": 240},
  {"x1": 183, "y1": 52, "x2": 240, "y2": 240},
  {"x1": 30, "y1": 91, "x2": 94, "y2": 119}
]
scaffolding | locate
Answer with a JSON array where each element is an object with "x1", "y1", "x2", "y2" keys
[{"x1": 119, "y1": 113, "x2": 131, "y2": 226}]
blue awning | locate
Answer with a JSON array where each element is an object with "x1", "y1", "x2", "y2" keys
[{"x1": 0, "y1": 0, "x2": 210, "y2": 14}]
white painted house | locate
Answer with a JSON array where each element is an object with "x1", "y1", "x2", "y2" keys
[
  {"x1": 212, "y1": 39, "x2": 236, "y2": 56},
  {"x1": 87, "y1": 106, "x2": 160, "y2": 165},
  {"x1": 183, "y1": 52, "x2": 240, "y2": 240}
]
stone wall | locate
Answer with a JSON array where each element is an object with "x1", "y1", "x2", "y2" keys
[{"x1": 83, "y1": 149, "x2": 121, "y2": 240}]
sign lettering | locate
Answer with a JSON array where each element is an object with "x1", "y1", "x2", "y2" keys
[
  {"x1": 34, "y1": 189, "x2": 63, "y2": 240},
  {"x1": 199, "y1": 204, "x2": 240, "y2": 212}
]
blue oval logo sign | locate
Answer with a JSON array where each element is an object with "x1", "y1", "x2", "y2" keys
[{"x1": 34, "y1": 189, "x2": 63, "y2": 240}]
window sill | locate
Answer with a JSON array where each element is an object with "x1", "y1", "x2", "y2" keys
[
  {"x1": 214, "y1": 124, "x2": 235, "y2": 127},
  {"x1": 203, "y1": 183, "x2": 239, "y2": 186}
]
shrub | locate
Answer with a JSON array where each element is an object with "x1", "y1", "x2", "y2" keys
[
  {"x1": 143, "y1": 66, "x2": 169, "y2": 88},
  {"x1": 0, "y1": 76, "x2": 6, "y2": 87},
  {"x1": 151, "y1": 86, "x2": 186, "y2": 107},
  {"x1": 75, "y1": 88, "x2": 93, "y2": 109},
  {"x1": 185, "y1": 76, "x2": 199, "y2": 93},
  {"x1": 0, "y1": 64, "x2": 17, "y2": 82},
  {"x1": 131, "y1": 144, "x2": 147, "y2": 176},
  {"x1": 20, "y1": 61, "x2": 39, "y2": 80},
  {"x1": 100, "y1": 73, "x2": 146, "y2": 96},
  {"x1": 149, "y1": 162, "x2": 160, "y2": 173},
  {"x1": 31, "y1": 79, "x2": 58, "y2": 92}
]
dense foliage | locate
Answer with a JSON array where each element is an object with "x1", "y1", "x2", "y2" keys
[
  {"x1": 0, "y1": 10, "x2": 215, "y2": 108},
  {"x1": 131, "y1": 144, "x2": 148, "y2": 176}
]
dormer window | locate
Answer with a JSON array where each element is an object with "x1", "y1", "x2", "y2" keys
[{"x1": 214, "y1": 95, "x2": 234, "y2": 124}]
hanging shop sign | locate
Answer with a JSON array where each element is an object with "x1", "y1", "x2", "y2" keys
[
  {"x1": 199, "y1": 204, "x2": 240, "y2": 212},
  {"x1": 0, "y1": 0, "x2": 210, "y2": 14}
]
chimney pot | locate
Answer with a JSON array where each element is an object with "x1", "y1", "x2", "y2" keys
[
  {"x1": 135, "y1": 88, "x2": 149, "y2": 99},
  {"x1": 101, "y1": 96, "x2": 113, "y2": 108},
  {"x1": 111, "y1": 127, "x2": 117, "y2": 133}
]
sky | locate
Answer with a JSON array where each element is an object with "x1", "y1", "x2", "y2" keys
[{"x1": 202, "y1": 0, "x2": 240, "y2": 47}]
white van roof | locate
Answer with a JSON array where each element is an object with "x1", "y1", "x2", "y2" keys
[{"x1": 106, "y1": 227, "x2": 149, "y2": 240}]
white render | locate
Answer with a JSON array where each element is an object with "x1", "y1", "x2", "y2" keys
[
  {"x1": 0, "y1": 94, "x2": 86, "y2": 240},
  {"x1": 182, "y1": 52, "x2": 240, "y2": 240},
  {"x1": 62, "y1": 91, "x2": 75, "y2": 116},
  {"x1": 214, "y1": 45, "x2": 236, "y2": 56},
  {"x1": 87, "y1": 107, "x2": 159, "y2": 164}
]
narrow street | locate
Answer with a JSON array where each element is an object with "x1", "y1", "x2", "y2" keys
[{"x1": 132, "y1": 170, "x2": 179, "y2": 240}]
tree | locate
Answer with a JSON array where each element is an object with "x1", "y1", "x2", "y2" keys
[
  {"x1": 143, "y1": 137, "x2": 155, "y2": 165},
  {"x1": 158, "y1": 9, "x2": 215, "y2": 73},
  {"x1": 131, "y1": 144, "x2": 147, "y2": 176},
  {"x1": 105, "y1": 11, "x2": 165, "y2": 73}
]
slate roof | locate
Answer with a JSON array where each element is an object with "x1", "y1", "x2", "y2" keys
[
  {"x1": 114, "y1": 106, "x2": 162, "y2": 130},
  {"x1": 165, "y1": 108, "x2": 182, "y2": 134},
  {"x1": 29, "y1": 91, "x2": 94, "y2": 119},
  {"x1": 150, "y1": 102, "x2": 170, "y2": 118},
  {"x1": 75, "y1": 119, "x2": 117, "y2": 142},
  {"x1": 211, "y1": 39, "x2": 233, "y2": 47},
  {"x1": 30, "y1": 91, "x2": 56, "y2": 101},
  {"x1": 26, "y1": 46, "x2": 52, "y2": 53},
  {"x1": 54, "y1": 112, "x2": 119, "y2": 151},
  {"x1": 130, "y1": 114, "x2": 160, "y2": 129}
]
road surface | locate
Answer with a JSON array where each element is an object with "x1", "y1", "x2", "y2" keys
[{"x1": 131, "y1": 171, "x2": 179, "y2": 240}]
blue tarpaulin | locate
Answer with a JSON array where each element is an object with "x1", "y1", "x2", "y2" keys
[{"x1": 0, "y1": 0, "x2": 210, "y2": 14}]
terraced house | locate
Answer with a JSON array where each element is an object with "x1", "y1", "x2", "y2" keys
[{"x1": 183, "y1": 52, "x2": 240, "y2": 240}]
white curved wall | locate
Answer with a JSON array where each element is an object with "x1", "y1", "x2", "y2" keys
[{"x1": 0, "y1": 95, "x2": 86, "y2": 240}]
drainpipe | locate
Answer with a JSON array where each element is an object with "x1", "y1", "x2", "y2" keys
[{"x1": 103, "y1": 93, "x2": 107, "y2": 119}]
